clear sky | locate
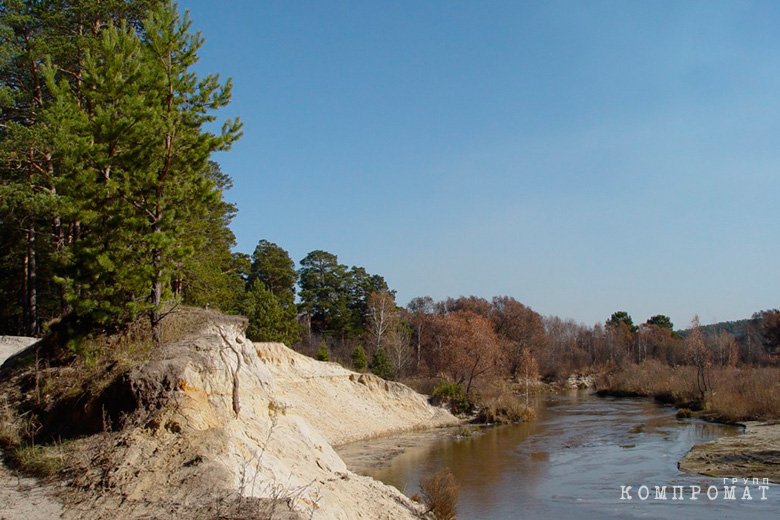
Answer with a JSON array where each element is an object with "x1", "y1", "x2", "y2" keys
[{"x1": 179, "y1": 0, "x2": 780, "y2": 328}]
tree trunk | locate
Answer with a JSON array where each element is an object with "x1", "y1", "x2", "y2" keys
[
  {"x1": 21, "y1": 242, "x2": 29, "y2": 336},
  {"x1": 150, "y1": 244, "x2": 163, "y2": 345},
  {"x1": 26, "y1": 224, "x2": 39, "y2": 336}
]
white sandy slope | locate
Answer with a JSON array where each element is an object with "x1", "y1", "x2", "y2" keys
[
  {"x1": 34, "y1": 314, "x2": 458, "y2": 519},
  {"x1": 167, "y1": 319, "x2": 457, "y2": 519}
]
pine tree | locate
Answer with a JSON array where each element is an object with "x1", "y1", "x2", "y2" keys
[
  {"x1": 41, "y1": 3, "x2": 241, "y2": 339},
  {"x1": 241, "y1": 279, "x2": 299, "y2": 346},
  {"x1": 316, "y1": 341, "x2": 330, "y2": 362},
  {"x1": 1, "y1": 1, "x2": 164, "y2": 335},
  {"x1": 351, "y1": 344, "x2": 368, "y2": 371},
  {"x1": 244, "y1": 239, "x2": 299, "y2": 345},
  {"x1": 369, "y1": 347, "x2": 394, "y2": 380},
  {"x1": 179, "y1": 162, "x2": 246, "y2": 313}
]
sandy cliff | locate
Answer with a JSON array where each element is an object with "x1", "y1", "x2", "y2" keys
[{"x1": 0, "y1": 312, "x2": 458, "y2": 519}]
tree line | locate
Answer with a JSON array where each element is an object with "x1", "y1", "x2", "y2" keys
[{"x1": 227, "y1": 239, "x2": 780, "y2": 397}]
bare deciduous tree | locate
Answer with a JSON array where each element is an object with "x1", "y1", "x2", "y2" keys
[{"x1": 686, "y1": 316, "x2": 711, "y2": 403}]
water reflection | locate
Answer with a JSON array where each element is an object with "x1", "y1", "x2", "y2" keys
[{"x1": 339, "y1": 392, "x2": 778, "y2": 519}]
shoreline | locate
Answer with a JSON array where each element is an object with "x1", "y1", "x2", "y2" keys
[
  {"x1": 335, "y1": 424, "x2": 477, "y2": 475},
  {"x1": 679, "y1": 421, "x2": 780, "y2": 484}
]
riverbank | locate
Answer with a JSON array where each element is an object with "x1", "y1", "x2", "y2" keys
[
  {"x1": 680, "y1": 421, "x2": 780, "y2": 483},
  {"x1": 0, "y1": 310, "x2": 458, "y2": 519}
]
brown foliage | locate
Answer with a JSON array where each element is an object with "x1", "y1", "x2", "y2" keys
[
  {"x1": 439, "y1": 296, "x2": 492, "y2": 318},
  {"x1": 491, "y1": 296, "x2": 547, "y2": 376},
  {"x1": 475, "y1": 381, "x2": 535, "y2": 424},
  {"x1": 708, "y1": 367, "x2": 780, "y2": 422},
  {"x1": 421, "y1": 468, "x2": 459, "y2": 520},
  {"x1": 760, "y1": 310, "x2": 780, "y2": 354},
  {"x1": 423, "y1": 311, "x2": 503, "y2": 395}
]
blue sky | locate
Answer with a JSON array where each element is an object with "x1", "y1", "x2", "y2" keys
[{"x1": 179, "y1": 0, "x2": 780, "y2": 328}]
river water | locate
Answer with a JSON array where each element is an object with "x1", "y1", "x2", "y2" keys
[{"x1": 338, "y1": 392, "x2": 778, "y2": 519}]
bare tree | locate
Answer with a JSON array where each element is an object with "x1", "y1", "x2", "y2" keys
[
  {"x1": 386, "y1": 321, "x2": 413, "y2": 378},
  {"x1": 517, "y1": 348, "x2": 539, "y2": 405},
  {"x1": 407, "y1": 296, "x2": 434, "y2": 369},
  {"x1": 686, "y1": 316, "x2": 711, "y2": 403},
  {"x1": 366, "y1": 290, "x2": 397, "y2": 351}
]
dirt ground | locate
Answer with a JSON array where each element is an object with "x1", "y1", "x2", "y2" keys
[
  {"x1": 1, "y1": 336, "x2": 65, "y2": 520},
  {"x1": 0, "y1": 458, "x2": 64, "y2": 520}
]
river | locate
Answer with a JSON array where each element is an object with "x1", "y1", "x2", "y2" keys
[{"x1": 337, "y1": 392, "x2": 778, "y2": 519}]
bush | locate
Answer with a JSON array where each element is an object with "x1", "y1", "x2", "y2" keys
[
  {"x1": 676, "y1": 408, "x2": 692, "y2": 419},
  {"x1": 369, "y1": 348, "x2": 394, "y2": 380},
  {"x1": 707, "y1": 367, "x2": 780, "y2": 422},
  {"x1": 351, "y1": 345, "x2": 367, "y2": 371},
  {"x1": 476, "y1": 395, "x2": 535, "y2": 424},
  {"x1": 420, "y1": 468, "x2": 459, "y2": 520},
  {"x1": 431, "y1": 381, "x2": 471, "y2": 415},
  {"x1": 315, "y1": 341, "x2": 330, "y2": 362}
]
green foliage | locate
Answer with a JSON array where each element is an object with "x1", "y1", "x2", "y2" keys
[
  {"x1": 646, "y1": 314, "x2": 674, "y2": 330},
  {"x1": 180, "y1": 163, "x2": 247, "y2": 314},
  {"x1": 369, "y1": 347, "x2": 395, "y2": 380},
  {"x1": 316, "y1": 341, "x2": 330, "y2": 362},
  {"x1": 298, "y1": 250, "x2": 352, "y2": 338},
  {"x1": 351, "y1": 344, "x2": 367, "y2": 371},
  {"x1": 0, "y1": 1, "x2": 241, "y2": 337},
  {"x1": 250, "y1": 240, "x2": 297, "y2": 298},
  {"x1": 298, "y1": 249, "x2": 391, "y2": 342},
  {"x1": 606, "y1": 311, "x2": 637, "y2": 332},
  {"x1": 241, "y1": 279, "x2": 299, "y2": 346},
  {"x1": 431, "y1": 381, "x2": 471, "y2": 415},
  {"x1": 242, "y1": 240, "x2": 298, "y2": 345}
]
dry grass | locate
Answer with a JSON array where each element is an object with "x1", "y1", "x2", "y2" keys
[
  {"x1": 707, "y1": 367, "x2": 780, "y2": 422},
  {"x1": 6, "y1": 442, "x2": 70, "y2": 478},
  {"x1": 421, "y1": 468, "x2": 459, "y2": 520},
  {"x1": 597, "y1": 362, "x2": 780, "y2": 422},
  {"x1": 596, "y1": 360, "x2": 700, "y2": 405},
  {"x1": 475, "y1": 381, "x2": 535, "y2": 424}
]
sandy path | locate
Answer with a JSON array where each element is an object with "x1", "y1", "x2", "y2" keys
[
  {"x1": 0, "y1": 336, "x2": 65, "y2": 520},
  {"x1": 0, "y1": 465, "x2": 64, "y2": 520}
]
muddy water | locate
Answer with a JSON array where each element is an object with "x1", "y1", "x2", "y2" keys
[{"x1": 338, "y1": 392, "x2": 778, "y2": 519}]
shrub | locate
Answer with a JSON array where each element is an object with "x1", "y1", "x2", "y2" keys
[
  {"x1": 369, "y1": 348, "x2": 395, "y2": 380},
  {"x1": 315, "y1": 341, "x2": 330, "y2": 362},
  {"x1": 476, "y1": 395, "x2": 535, "y2": 424},
  {"x1": 707, "y1": 367, "x2": 780, "y2": 422},
  {"x1": 421, "y1": 468, "x2": 459, "y2": 520},
  {"x1": 351, "y1": 345, "x2": 367, "y2": 371},
  {"x1": 676, "y1": 408, "x2": 692, "y2": 419},
  {"x1": 431, "y1": 381, "x2": 471, "y2": 415}
]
